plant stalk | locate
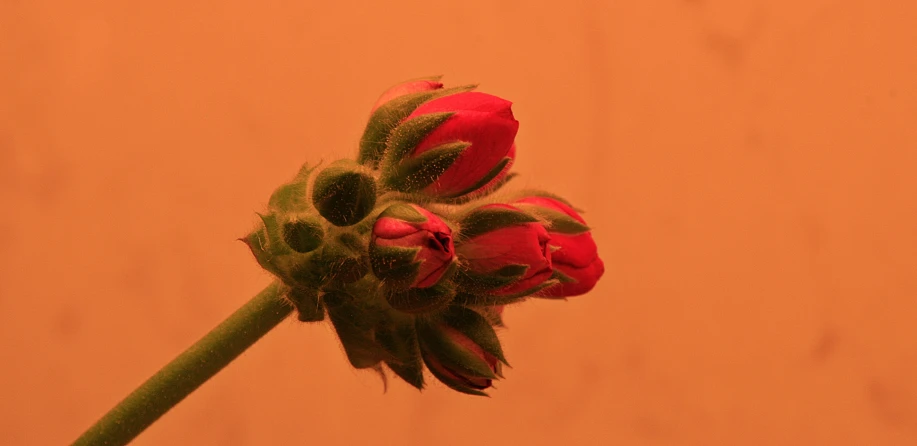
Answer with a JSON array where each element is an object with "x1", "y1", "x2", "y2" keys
[{"x1": 73, "y1": 281, "x2": 292, "y2": 446}]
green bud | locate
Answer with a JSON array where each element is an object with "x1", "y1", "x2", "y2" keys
[{"x1": 312, "y1": 160, "x2": 377, "y2": 227}]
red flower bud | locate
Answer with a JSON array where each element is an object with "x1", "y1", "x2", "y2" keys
[
  {"x1": 515, "y1": 196, "x2": 604, "y2": 297},
  {"x1": 404, "y1": 92, "x2": 519, "y2": 198},
  {"x1": 418, "y1": 306, "x2": 507, "y2": 395},
  {"x1": 370, "y1": 204, "x2": 455, "y2": 289},
  {"x1": 427, "y1": 327, "x2": 500, "y2": 390},
  {"x1": 456, "y1": 204, "x2": 553, "y2": 296},
  {"x1": 369, "y1": 78, "x2": 444, "y2": 114}
]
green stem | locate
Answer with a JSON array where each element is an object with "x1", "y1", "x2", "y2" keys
[{"x1": 73, "y1": 281, "x2": 293, "y2": 446}]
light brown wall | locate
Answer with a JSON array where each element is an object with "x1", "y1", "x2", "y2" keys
[{"x1": 2, "y1": 1, "x2": 916, "y2": 444}]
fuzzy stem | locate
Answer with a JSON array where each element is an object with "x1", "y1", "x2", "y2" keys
[{"x1": 73, "y1": 281, "x2": 292, "y2": 446}]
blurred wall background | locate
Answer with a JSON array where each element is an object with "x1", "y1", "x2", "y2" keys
[{"x1": 2, "y1": 0, "x2": 916, "y2": 444}]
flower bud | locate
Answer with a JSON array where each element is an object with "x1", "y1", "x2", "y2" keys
[
  {"x1": 311, "y1": 160, "x2": 377, "y2": 227},
  {"x1": 358, "y1": 80, "x2": 476, "y2": 168},
  {"x1": 418, "y1": 306, "x2": 507, "y2": 396},
  {"x1": 369, "y1": 203, "x2": 455, "y2": 290},
  {"x1": 369, "y1": 77, "x2": 444, "y2": 115},
  {"x1": 514, "y1": 196, "x2": 605, "y2": 297},
  {"x1": 454, "y1": 204, "x2": 555, "y2": 296},
  {"x1": 380, "y1": 92, "x2": 518, "y2": 199}
]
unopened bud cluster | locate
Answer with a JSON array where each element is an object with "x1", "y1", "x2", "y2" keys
[{"x1": 244, "y1": 76, "x2": 605, "y2": 395}]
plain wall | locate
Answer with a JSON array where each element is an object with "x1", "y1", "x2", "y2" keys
[{"x1": 2, "y1": 1, "x2": 916, "y2": 444}]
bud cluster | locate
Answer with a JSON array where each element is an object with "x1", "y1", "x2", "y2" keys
[{"x1": 243, "y1": 76, "x2": 605, "y2": 395}]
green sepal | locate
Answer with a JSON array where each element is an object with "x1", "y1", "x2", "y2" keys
[
  {"x1": 268, "y1": 163, "x2": 318, "y2": 213},
  {"x1": 453, "y1": 264, "x2": 528, "y2": 292},
  {"x1": 239, "y1": 228, "x2": 282, "y2": 276},
  {"x1": 456, "y1": 206, "x2": 539, "y2": 241},
  {"x1": 514, "y1": 204, "x2": 589, "y2": 235},
  {"x1": 453, "y1": 292, "x2": 528, "y2": 307},
  {"x1": 435, "y1": 173, "x2": 519, "y2": 206},
  {"x1": 286, "y1": 287, "x2": 324, "y2": 322},
  {"x1": 335, "y1": 230, "x2": 365, "y2": 253},
  {"x1": 282, "y1": 216, "x2": 324, "y2": 253},
  {"x1": 312, "y1": 160, "x2": 377, "y2": 227},
  {"x1": 325, "y1": 291, "x2": 393, "y2": 369},
  {"x1": 285, "y1": 240, "x2": 367, "y2": 289},
  {"x1": 505, "y1": 189, "x2": 576, "y2": 208},
  {"x1": 445, "y1": 156, "x2": 512, "y2": 199},
  {"x1": 382, "y1": 112, "x2": 454, "y2": 169},
  {"x1": 369, "y1": 245, "x2": 421, "y2": 289},
  {"x1": 420, "y1": 348, "x2": 489, "y2": 397},
  {"x1": 458, "y1": 278, "x2": 560, "y2": 302},
  {"x1": 320, "y1": 242, "x2": 369, "y2": 285},
  {"x1": 358, "y1": 85, "x2": 476, "y2": 168},
  {"x1": 382, "y1": 142, "x2": 469, "y2": 193},
  {"x1": 416, "y1": 319, "x2": 497, "y2": 380},
  {"x1": 478, "y1": 305, "x2": 505, "y2": 327},
  {"x1": 496, "y1": 278, "x2": 561, "y2": 300},
  {"x1": 376, "y1": 319, "x2": 425, "y2": 390},
  {"x1": 286, "y1": 250, "x2": 325, "y2": 289},
  {"x1": 385, "y1": 274, "x2": 457, "y2": 314},
  {"x1": 442, "y1": 306, "x2": 507, "y2": 365},
  {"x1": 377, "y1": 202, "x2": 428, "y2": 224},
  {"x1": 552, "y1": 269, "x2": 578, "y2": 284},
  {"x1": 258, "y1": 212, "x2": 294, "y2": 256}
]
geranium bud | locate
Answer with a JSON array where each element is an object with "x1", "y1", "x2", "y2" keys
[
  {"x1": 358, "y1": 80, "x2": 476, "y2": 168},
  {"x1": 455, "y1": 204, "x2": 555, "y2": 296},
  {"x1": 311, "y1": 160, "x2": 377, "y2": 227},
  {"x1": 369, "y1": 77, "x2": 444, "y2": 115},
  {"x1": 369, "y1": 203, "x2": 455, "y2": 291},
  {"x1": 514, "y1": 196, "x2": 605, "y2": 297},
  {"x1": 418, "y1": 306, "x2": 507, "y2": 396},
  {"x1": 380, "y1": 92, "x2": 518, "y2": 199}
]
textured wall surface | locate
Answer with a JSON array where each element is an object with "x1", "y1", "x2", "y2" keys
[{"x1": 2, "y1": 1, "x2": 917, "y2": 444}]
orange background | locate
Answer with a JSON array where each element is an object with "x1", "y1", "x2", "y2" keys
[{"x1": 3, "y1": 1, "x2": 917, "y2": 445}]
